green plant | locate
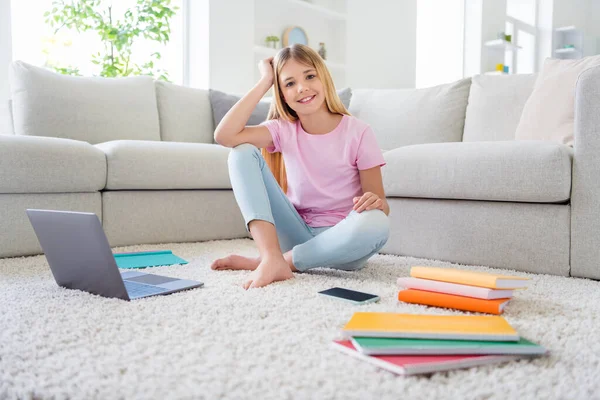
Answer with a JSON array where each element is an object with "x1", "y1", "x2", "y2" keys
[
  {"x1": 265, "y1": 35, "x2": 280, "y2": 43},
  {"x1": 44, "y1": 0, "x2": 178, "y2": 80}
]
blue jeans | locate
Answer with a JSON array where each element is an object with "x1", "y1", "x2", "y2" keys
[{"x1": 228, "y1": 143, "x2": 390, "y2": 272}]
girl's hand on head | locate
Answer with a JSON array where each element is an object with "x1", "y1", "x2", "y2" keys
[
  {"x1": 258, "y1": 57, "x2": 275, "y2": 87},
  {"x1": 353, "y1": 192, "x2": 384, "y2": 213}
]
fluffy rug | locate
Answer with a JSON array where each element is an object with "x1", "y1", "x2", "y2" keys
[{"x1": 1, "y1": 239, "x2": 600, "y2": 400}]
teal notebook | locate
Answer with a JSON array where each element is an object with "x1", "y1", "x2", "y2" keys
[
  {"x1": 114, "y1": 250, "x2": 189, "y2": 269},
  {"x1": 351, "y1": 337, "x2": 546, "y2": 356}
]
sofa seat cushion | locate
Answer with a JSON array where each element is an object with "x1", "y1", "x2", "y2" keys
[
  {"x1": 0, "y1": 135, "x2": 107, "y2": 193},
  {"x1": 382, "y1": 141, "x2": 572, "y2": 203},
  {"x1": 95, "y1": 141, "x2": 232, "y2": 190}
]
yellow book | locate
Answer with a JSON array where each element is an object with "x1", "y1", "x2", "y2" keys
[
  {"x1": 342, "y1": 312, "x2": 520, "y2": 341},
  {"x1": 410, "y1": 266, "x2": 530, "y2": 289}
]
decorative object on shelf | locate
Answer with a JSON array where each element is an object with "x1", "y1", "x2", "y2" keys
[
  {"x1": 318, "y1": 42, "x2": 327, "y2": 60},
  {"x1": 496, "y1": 32, "x2": 512, "y2": 42},
  {"x1": 496, "y1": 63, "x2": 504, "y2": 72},
  {"x1": 503, "y1": 65, "x2": 509, "y2": 73},
  {"x1": 265, "y1": 35, "x2": 280, "y2": 49},
  {"x1": 563, "y1": 44, "x2": 575, "y2": 49},
  {"x1": 283, "y1": 26, "x2": 308, "y2": 47}
]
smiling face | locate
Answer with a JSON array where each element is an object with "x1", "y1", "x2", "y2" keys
[{"x1": 278, "y1": 58, "x2": 326, "y2": 116}]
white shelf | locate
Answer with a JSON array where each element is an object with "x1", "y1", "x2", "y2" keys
[
  {"x1": 253, "y1": 45, "x2": 346, "y2": 70},
  {"x1": 555, "y1": 47, "x2": 580, "y2": 54},
  {"x1": 484, "y1": 39, "x2": 522, "y2": 50},
  {"x1": 287, "y1": 0, "x2": 347, "y2": 20},
  {"x1": 254, "y1": 45, "x2": 278, "y2": 57},
  {"x1": 484, "y1": 71, "x2": 509, "y2": 75},
  {"x1": 555, "y1": 26, "x2": 577, "y2": 32}
]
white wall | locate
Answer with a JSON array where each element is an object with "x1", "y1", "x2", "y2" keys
[
  {"x1": 185, "y1": 0, "x2": 210, "y2": 89},
  {"x1": 346, "y1": 0, "x2": 417, "y2": 89},
  {"x1": 536, "y1": 0, "x2": 553, "y2": 70},
  {"x1": 589, "y1": 0, "x2": 600, "y2": 55},
  {"x1": 0, "y1": 0, "x2": 12, "y2": 134},
  {"x1": 208, "y1": 0, "x2": 255, "y2": 93},
  {"x1": 416, "y1": 0, "x2": 464, "y2": 88}
]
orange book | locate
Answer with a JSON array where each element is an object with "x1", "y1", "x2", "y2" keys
[
  {"x1": 398, "y1": 289, "x2": 511, "y2": 315},
  {"x1": 410, "y1": 266, "x2": 530, "y2": 289},
  {"x1": 342, "y1": 312, "x2": 519, "y2": 341}
]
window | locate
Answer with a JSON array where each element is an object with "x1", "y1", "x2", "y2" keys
[{"x1": 11, "y1": 0, "x2": 183, "y2": 83}]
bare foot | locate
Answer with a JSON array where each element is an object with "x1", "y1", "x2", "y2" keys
[
  {"x1": 211, "y1": 255, "x2": 261, "y2": 271},
  {"x1": 243, "y1": 257, "x2": 293, "y2": 289}
]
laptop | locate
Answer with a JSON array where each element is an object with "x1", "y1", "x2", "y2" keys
[{"x1": 26, "y1": 209, "x2": 204, "y2": 300}]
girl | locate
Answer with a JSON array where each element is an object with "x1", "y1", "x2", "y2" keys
[{"x1": 211, "y1": 44, "x2": 390, "y2": 289}]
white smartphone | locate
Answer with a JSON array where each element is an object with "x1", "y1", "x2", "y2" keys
[{"x1": 318, "y1": 287, "x2": 380, "y2": 305}]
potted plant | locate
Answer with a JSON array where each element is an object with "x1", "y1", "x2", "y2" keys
[
  {"x1": 44, "y1": 0, "x2": 178, "y2": 80},
  {"x1": 265, "y1": 35, "x2": 280, "y2": 49}
]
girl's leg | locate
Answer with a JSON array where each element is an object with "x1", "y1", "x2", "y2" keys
[
  {"x1": 214, "y1": 144, "x2": 314, "y2": 287},
  {"x1": 292, "y1": 209, "x2": 390, "y2": 272}
]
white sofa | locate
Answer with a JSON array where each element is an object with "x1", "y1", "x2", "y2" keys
[{"x1": 2, "y1": 61, "x2": 599, "y2": 280}]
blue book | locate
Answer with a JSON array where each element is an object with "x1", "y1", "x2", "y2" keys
[{"x1": 114, "y1": 250, "x2": 188, "y2": 269}]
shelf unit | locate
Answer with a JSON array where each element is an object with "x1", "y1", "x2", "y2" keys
[
  {"x1": 253, "y1": 0, "x2": 347, "y2": 88},
  {"x1": 553, "y1": 26, "x2": 583, "y2": 59},
  {"x1": 482, "y1": 38, "x2": 522, "y2": 76}
]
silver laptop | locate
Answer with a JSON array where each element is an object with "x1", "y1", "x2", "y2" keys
[{"x1": 26, "y1": 209, "x2": 203, "y2": 300}]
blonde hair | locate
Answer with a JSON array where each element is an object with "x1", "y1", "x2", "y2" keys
[{"x1": 261, "y1": 44, "x2": 350, "y2": 193}]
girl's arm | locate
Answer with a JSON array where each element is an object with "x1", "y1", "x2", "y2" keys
[
  {"x1": 355, "y1": 166, "x2": 390, "y2": 215},
  {"x1": 214, "y1": 57, "x2": 275, "y2": 148}
]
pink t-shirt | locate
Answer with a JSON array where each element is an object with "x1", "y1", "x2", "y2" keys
[{"x1": 261, "y1": 114, "x2": 386, "y2": 227}]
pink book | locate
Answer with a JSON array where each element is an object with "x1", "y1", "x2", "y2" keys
[
  {"x1": 332, "y1": 340, "x2": 522, "y2": 375},
  {"x1": 397, "y1": 277, "x2": 514, "y2": 300}
]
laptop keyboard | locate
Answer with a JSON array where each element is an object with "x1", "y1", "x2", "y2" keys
[{"x1": 123, "y1": 280, "x2": 168, "y2": 299}]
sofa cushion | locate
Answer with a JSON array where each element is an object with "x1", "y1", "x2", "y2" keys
[
  {"x1": 155, "y1": 81, "x2": 215, "y2": 143},
  {"x1": 348, "y1": 78, "x2": 471, "y2": 151},
  {"x1": 382, "y1": 141, "x2": 572, "y2": 203},
  {"x1": 515, "y1": 55, "x2": 600, "y2": 146},
  {"x1": 9, "y1": 61, "x2": 161, "y2": 144},
  {"x1": 209, "y1": 89, "x2": 272, "y2": 129},
  {"x1": 95, "y1": 141, "x2": 232, "y2": 190},
  {"x1": 463, "y1": 74, "x2": 537, "y2": 142},
  {"x1": 0, "y1": 135, "x2": 107, "y2": 193},
  {"x1": 1, "y1": 100, "x2": 14, "y2": 135}
]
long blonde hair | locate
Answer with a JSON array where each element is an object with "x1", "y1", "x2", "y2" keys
[{"x1": 261, "y1": 44, "x2": 350, "y2": 193}]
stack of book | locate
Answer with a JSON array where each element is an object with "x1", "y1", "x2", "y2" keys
[
  {"x1": 396, "y1": 266, "x2": 531, "y2": 315},
  {"x1": 332, "y1": 312, "x2": 546, "y2": 375}
]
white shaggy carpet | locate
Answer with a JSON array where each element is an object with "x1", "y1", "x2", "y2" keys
[{"x1": 2, "y1": 239, "x2": 600, "y2": 400}]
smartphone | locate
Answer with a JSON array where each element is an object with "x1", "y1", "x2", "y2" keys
[{"x1": 318, "y1": 287, "x2": 380, "y2": 305}]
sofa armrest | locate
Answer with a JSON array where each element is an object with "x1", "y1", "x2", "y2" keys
[
  {"x1": 0, "y1": 134, "x2": 107, "y2": 193},
  {"x1": 571, "y1": 64, "x2": 600, "y2": 279}
]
